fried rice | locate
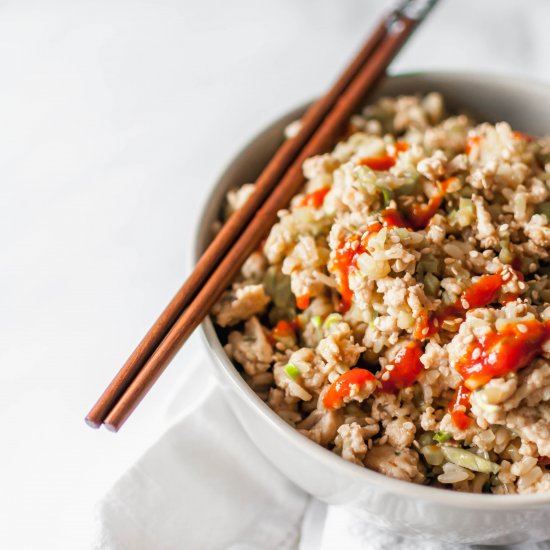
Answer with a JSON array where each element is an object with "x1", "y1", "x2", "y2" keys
[{"x1": 212, "y1": 92, "x2": 550, "y2": 494}]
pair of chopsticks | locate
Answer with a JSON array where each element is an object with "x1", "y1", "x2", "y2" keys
[{"x1": 86, "y1": 0, "x2": 440, "y2": 432}]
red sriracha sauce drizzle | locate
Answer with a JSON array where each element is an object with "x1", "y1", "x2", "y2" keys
[
  {"x1": 406, "y1": 177, "x2": 456, "y2": 230},
  {"x1": 331, "y1": 235, "x2": 365, "y2": 312},
  {"x1": 299, "y1": 187, "x2": 330, "y2": 208},
  {"x1": 358, "y1": 155, "x2": 396, "y2": 171},
  {"x1": 449, "y1": 384, "x2": 472, "y2": 430},
  {"x1": 323, "y1": 341, "x2": 424, "y2": 410},
  {"x1": 295, "y1": 194, "x2": 331, "y2": 310},
  {"x1": 323, "y1": 368, "x2": 376, "y2": 410},
  {"x1": 331, "y1": 162, "x2": 453, "y2": 311},
  {"x1": 465, "y1": 135, "x2": 481, "y2": 154},
  {"x1": 358, "y1": 141, "x2": 409, "y2": 172},
  {"x1": 331, "y1": 193, "x2": 446, "y2": 314},
  {"x1": 379, "y1": 341, "x2": 424, "y2": 393},
  {"x1": 293, "y1": 187, "x2": 331, "y2": 309},
  {"x1": 413, "y1": 269, "x2": 530, "y2": 428},
  {"x1": 269, "y1": 319, "x2": 299, "y2": 345},
  {"x1": 415, "y1": 271, "x2": 522, "y2": 340},
  {"x1": 331, "y1": 209, "x2": 408, "y2": 312},
  {"x1": 455, "y1": 319, "x2": 550, "y2": 391}
]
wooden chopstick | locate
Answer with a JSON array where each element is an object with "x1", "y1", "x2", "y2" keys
[
  {"x1": 88, "y1": 0, "x2": 440, "y2": 431},
  {"x1": 85, "y1": 12, "x2": 390, "y2": 430}
]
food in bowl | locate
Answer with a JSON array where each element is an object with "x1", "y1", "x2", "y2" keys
[{"x1": 211, "y1": 92, "x2": 550, "y2": 494}]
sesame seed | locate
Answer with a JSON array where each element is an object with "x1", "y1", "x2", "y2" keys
[
  {"x1": 518, "y1": 282, "x2": 526, "y2": 290},
  {"x1": 501, "y1": 273, "x2": 511, "y2": 282},
  {"x1": 422, "y1": 327, "x2": 429, "y2": 336},
  {"x1": 472, "y1": 347, "x2": 481, "y2": 360},
  {"x1": 386, "y1": 364, "x2": 395, "y2": 372},
  {"x1": 461, "y1": 299, "x2": 470, "y2": 309},
  {"x1": 381, "y1": 372, "x2": 390, "y2": 381},
  {"x1": 488, "y1": 352, "x2": 497, "y2": 364},
  {"x1": 517, "y1": 324, "x2": 528, "y2": 334}
]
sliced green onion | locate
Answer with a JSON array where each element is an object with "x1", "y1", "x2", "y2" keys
[
  {"x1": 433, "y1": 431, "x2": 452, "y2": 444},
  {"x1": 323, "y1": 313, "x2": 342, "y2": 330},
  {"x1": 441, "y1": 446, "x2": 500, "y2": 474},
  {"x1": 380, "y1": 186, "x2": 393, "y2": 208},
  {"x1": 311, "y1": 315, "x2": 322, "y2": 329},
  {"x1": 284, "y1": 364, "x2": 301, "y2": 380}
]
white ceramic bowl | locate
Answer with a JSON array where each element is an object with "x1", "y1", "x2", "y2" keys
[{"x1": 196, "y1": 72, "x2": 550, "y2": 546}]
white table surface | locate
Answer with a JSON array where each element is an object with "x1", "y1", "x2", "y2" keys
[{"x1": 2, "y1": 0, "x2": 550, "y2": 548}]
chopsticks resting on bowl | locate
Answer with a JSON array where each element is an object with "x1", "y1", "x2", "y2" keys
[{"x1": 86, "y1": 0, "x2": 440, "y2": 431}]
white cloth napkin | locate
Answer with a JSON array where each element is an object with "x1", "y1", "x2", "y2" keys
[{"x1": 93, "y1": 353, "x2": 550, "y2": 550}]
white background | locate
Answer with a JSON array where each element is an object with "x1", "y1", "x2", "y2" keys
[{"x1": 2, "y1": 0, "x2": 550, "y2": 548}]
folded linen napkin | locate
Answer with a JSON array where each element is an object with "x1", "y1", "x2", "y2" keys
[{"x1": 93, "y1": 353, "x2": 549, "y2": 550}]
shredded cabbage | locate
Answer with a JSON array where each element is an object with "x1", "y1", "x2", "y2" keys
[
  {"x1": 357, "y1": 253, "x2": 390, "y2": 279},
  {"x1": 424, "y1": 273, "x2": 441, "y2": 297},
  {"x1": 417, "y1": 254, "x2": 439, "y2": 277},
  {"x1": 441, "y1": 446, "x2": 500, "y2": 474},
  {"x1": 263, "y1": 267, "x2": 293, "y2": 309},
  {"x1": 420, "y1": 445, "x2": 445, "y2": 466},
  {"x1": 456, "y1": 198, "x2": 475, "y2": 227}
]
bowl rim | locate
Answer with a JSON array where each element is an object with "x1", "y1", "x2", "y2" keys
[{"x1": 195, "y1": 70, "x2": 550, "y2": 509}]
